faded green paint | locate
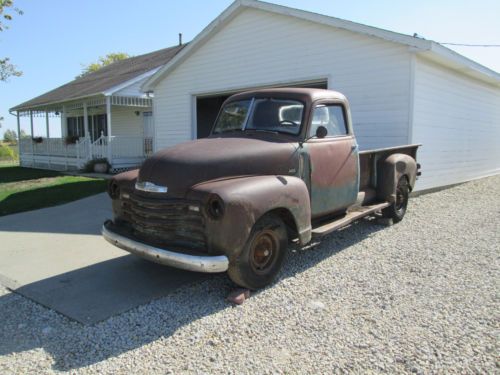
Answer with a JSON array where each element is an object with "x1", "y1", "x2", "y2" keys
[
  {"x1": 302, "y1": 143, "x2": 360, "y2": 218},
  {"x1": 310, "y1": 180, "x2": 359, "y2": 217}
]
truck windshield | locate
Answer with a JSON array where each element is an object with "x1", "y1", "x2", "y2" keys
[{"x1": 213, "y1": 98, "x2": 304, "y2": 135}]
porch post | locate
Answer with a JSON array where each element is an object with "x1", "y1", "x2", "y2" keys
[
  {"x1": 29, "y1": 110, "x2": 34, "y2": 165},
  {"x1": 45, "y1": 111, "x2": 50, "y2": 138},
  {"x1": 83, "y1": 102, "x2": 91, "y2": 159},
  {"x1": 16, "y1": 111, "x2": 21, "y2": 165},
  {"x1": 45, "y1": 111, "x2": 51, "y2": 168},
  {"x1": 106, "y1": 96, "x2": 112, "y2": 164},
  {"x1": 61, "y1": 105, "x2": 67, "y2": 138}
]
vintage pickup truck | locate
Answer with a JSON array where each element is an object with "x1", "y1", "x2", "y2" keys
[{"x1": 103, "y1": 88, "x2": 420, "y2": 289}]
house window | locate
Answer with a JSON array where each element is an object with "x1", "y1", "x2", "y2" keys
[
  {"x1": 67, "y1": 117, "x2": 84, "y2": 138},
  {"x1": 92, "y1": 114, "x2": 107, "y2": 141},
  {"x1": 67, "y1": 114, "x2": 107, "y2": 141}
]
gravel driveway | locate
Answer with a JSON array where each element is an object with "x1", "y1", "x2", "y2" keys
[{"x1": 1, "y1": 175, "x2": 499, "y2": 374}]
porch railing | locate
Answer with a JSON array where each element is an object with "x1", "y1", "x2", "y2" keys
[
  {"x1": 91, "y1": 135, "x2": 108, "y2": 159},
  {"x1": 19, "y1": 138, "x2": 89, "y2": 168},
  {"x1": 19, "y1": 136, "x2": 154, "y2": 169},
  {"x1": 91, "y1": 135, "x2": 153, "y2": 159}
]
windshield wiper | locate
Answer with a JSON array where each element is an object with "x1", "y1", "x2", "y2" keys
[
  {"x1": 214, "y1": 128, "x2": 243, "y2": 134},
  {"x1": 247, "y1": 129, "x2": 279, "y2": 134}
]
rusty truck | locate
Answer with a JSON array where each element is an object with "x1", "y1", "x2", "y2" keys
[{"x1": 103, "y1": 88, "x2": 421, "y2": 289}]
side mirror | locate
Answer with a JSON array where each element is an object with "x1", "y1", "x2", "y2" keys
[{"x1": 316, "y1": 125, "x2": 328, "y2": 139}]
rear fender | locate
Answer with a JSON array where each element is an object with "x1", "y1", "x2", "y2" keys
[
  {"x1": 376, "y1": 154, "x2": 417, "y2": 202},
  {"x1": 187, "y1": 176, "x2": 312, "y2": 259}
]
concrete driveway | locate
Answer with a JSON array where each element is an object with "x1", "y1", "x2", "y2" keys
[{"x1": 0, "y1": 193, "x2": 207, "y2": 324}]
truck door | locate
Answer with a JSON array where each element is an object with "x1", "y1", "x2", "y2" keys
[{"x1": 306, "y1": 102, "x2": 359, "y2": 218}]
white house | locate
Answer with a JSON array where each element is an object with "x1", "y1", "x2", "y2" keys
[
  {"x1": 142, "y1": 0, "x2": 500, "y2": 190},
  {"x1": 10, "y1": 45, "x2": 185, "y2": 172}
]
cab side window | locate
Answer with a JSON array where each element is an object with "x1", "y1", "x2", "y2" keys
[{"x1": 310, "y1": 104, "x2": 348, "y2": 137}]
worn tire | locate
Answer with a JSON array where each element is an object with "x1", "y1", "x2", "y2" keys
[
  {"x1": 382, "y1": 176, "x2": 409, "y2": 223},
  {"x1": 228, "y1": 214, "x2": 288, "y2": 290}
]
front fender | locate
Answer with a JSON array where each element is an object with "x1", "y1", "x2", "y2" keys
[{"x1": 187, "y1": 175, "x2": 312, "y2": 259}]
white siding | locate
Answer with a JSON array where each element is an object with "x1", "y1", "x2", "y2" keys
[
  {"x1": 64, "y1": 107, "x2": 145, "y2": 137},
  {"x1": 412, "y1": 57, "x2": 500, "y2": 190},
  {"x1": 153, "y1": 8, "x2": 411, "y2": 151},
  {"x1": 110, "y1": 107, "x2": 144, "y2": 137}
]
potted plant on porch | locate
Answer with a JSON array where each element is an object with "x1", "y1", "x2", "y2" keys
[{"x1": 82, "y1": 158, "x2": 111, "y2": 174}]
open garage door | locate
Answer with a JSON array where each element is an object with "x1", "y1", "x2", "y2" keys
[{"x1": 195, "y1": 80, "x2": 328, "y2": 138}]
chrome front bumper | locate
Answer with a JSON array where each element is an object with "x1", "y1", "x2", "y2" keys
[{"x1": 102, "y1": 222, "x2": 229, "y2": 273}]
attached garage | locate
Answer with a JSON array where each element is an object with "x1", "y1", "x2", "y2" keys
[{"x1": 143, "y1": 0, "x2": 500, "y2": 190}]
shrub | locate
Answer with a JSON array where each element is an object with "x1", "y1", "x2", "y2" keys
[{"x1": 0, "y1": 143, "x2": 18, "y2": 161}]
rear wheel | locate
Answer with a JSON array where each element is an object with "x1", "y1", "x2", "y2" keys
[
  {"x1": 382, "y1": 176, "x2": 409, "y2": 223},
  {"x1": 228, "y1": 214, "x2": 288, "y2": 290}
]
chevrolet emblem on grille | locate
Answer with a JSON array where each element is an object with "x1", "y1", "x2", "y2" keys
[{"x1": 135, "y1": 181, "x2": 168, "y2": 193}]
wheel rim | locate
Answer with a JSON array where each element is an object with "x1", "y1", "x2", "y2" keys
[{"x1": 249, "y1": 230, "x2": 279, "y2": 275}]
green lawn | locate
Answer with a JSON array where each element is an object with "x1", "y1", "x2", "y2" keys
[{"x1": 0, "y1": 166, "x2": 108, "y2": 216}]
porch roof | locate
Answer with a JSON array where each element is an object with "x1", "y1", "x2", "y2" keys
[{"x1": 10, "y1": 44, "x2": 187, "y2": 112}]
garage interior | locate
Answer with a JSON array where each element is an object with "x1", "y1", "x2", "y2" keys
[{"x1": 195, "y1": 80, "x2": 328, "y2": 138}]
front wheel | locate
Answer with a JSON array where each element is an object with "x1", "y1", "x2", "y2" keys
[
  {"x1": 382, "y1": 176, "x2": 409, "y2": 223},
  {"x1": 228, "y1": 214, "x2": 288, "y2": 290}
]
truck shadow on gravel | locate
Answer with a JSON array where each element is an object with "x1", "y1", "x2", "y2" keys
[{"x1": 0, "y1": 217, "x2": 386, "y2": 371}]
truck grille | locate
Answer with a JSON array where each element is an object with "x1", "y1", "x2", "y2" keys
[{"x1": 121, "y1": 193, "x2": 206, "y2": 251}]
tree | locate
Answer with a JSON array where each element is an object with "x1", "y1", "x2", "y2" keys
[
  {"x1": 0, "y1": 0, "x2": 23, "y2": 82},
  {"x1": 78, "y1": 52, "x2": 131, "y2": 78},
  {"x1": 3, "y1": 128, "x2": 17, "y2": 142}
]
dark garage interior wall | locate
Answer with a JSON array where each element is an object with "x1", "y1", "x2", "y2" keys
[
  {"x1": 196, "y1": 95, "x2": 230, "y2": 138},
  {"x1": 195, "y1": 80, "x2": 328, "y2": 138}
]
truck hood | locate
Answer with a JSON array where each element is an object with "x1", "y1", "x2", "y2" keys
[{"x1": 138, "y1": 136, "x2": 299, "y2": 196}]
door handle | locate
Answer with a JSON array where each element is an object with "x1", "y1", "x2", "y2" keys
[{"x1": 351, "y1": 143, "x2": 358, "y2": 151}]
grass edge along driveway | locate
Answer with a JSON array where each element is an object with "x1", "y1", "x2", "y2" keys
[{"x1": 0, "y1": 166, "x2": 107, "y2": 216}]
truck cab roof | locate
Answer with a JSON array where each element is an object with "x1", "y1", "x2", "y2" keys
[{"x1": 226, "y1": 88, "x2": 348, "y2": 106}]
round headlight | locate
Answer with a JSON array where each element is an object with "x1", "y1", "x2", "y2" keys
[{"x1": 207, "y1": 195, "x2": 225, "y2": 220}]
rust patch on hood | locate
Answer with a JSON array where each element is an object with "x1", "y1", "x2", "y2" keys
[{"x1": 138, "y1": 135, "x2": 299, "y2": 196}]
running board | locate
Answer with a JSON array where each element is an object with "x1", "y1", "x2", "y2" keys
[{"x1": 311, "y1": 202, "x2": 391, "y2": 238}]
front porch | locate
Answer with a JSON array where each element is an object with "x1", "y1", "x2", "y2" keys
[{"x1": 14, "y1": 95, "x2": 154, "y2": 173}]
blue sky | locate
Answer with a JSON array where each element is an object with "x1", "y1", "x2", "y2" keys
[{"x1": 1, "y1": 0, "x2": 499, "y2": 136}]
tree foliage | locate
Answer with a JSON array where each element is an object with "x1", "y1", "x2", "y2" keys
[
  {"x1": 78, "y1": 52, "x2": 131, "y2": 78},
  {"x1": 0, "y1": 0, "x2": 23, "y2": 82},
  {"x1": 0, "y1": 0, "x2": 23, "y2": 31},
  {"x1": 0, "y1": 57, "x2": 21, "y2": 81},
  {"x1": 3, "y1": 128, "x2": 17, "y2": 142}
]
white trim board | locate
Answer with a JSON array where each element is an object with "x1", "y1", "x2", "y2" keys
[{"x1": 104, "y1": 68, "x2": 161, "y2": 96}]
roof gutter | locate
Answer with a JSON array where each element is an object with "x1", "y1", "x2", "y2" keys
[{"x1": 10, "y1": 93, "x2": 106, "y2": 112}]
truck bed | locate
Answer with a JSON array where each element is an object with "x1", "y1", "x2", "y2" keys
[{"x1": 359, "y1": 144, "x2": 420, "y2": 193}]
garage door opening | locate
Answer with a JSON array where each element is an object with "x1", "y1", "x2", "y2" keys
[{"x1": 195, "y1": 80, "x2": 328, "y2": 138}]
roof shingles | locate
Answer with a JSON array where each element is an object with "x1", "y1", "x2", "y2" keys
[{"x1": 11, "y1": 44, "x2": 186, "y2": 111}]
